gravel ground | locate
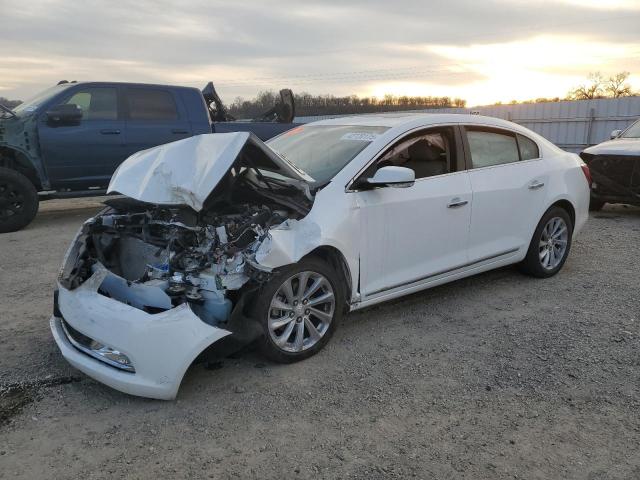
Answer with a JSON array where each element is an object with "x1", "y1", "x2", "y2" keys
[{"x1": 0, "y1": 198, "x2": 639, "y2": 479}]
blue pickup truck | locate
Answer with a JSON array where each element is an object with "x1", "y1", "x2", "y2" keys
[{"x1": 0, "y1": 81, "x2": 297, "y2": 232}]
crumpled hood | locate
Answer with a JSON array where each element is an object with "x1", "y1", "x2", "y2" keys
[
  {"x1": 107, "y1": 132, "x2": 313, "y2": 211},
  {"x1": 583, "y1": 138, "x2": 640, "y2": 156}
]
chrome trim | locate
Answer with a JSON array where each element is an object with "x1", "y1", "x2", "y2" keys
[
  {"x1": 447, "y1": 199, "x2": 469, "y2": 208},
  {"x1": 365, "y1": 247, "x2": 520, "y2": 297},
  {"x1": 60, "y1": 319, "x2": 135, "y2": 373}
]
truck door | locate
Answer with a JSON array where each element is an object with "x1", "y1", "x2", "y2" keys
[
  {"x1": 38, "y1": 86, "x2": 126, "y2": 190},
  {"x1": 123, "y1": 87, "x2": 193, "y2": 157}
]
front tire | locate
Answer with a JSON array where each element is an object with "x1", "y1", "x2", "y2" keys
[
  {"x1": 254, "y1": 257, "x2": 344, "y2": 363},
  {"x1": 519, "y1": 206, "x2": 573, "y2": 278},
  {"x1": 0, "y1": 167, "x2": 39, "y2": 233}
]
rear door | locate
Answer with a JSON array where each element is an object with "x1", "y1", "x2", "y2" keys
[
  {"x1": 463, "y1": 126, "x2": 548, "y2": 263},
  {"x1": 123, "y1": 87, "x2": 193, "y2": 157},
  {"x1": 39, "y1": 85, "x2": 126, "y2": 189}
]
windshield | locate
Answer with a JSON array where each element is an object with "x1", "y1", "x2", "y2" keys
[
  {"x1": 621, "y1": 120, "x2": 640, "y2": 139},
  {"x1": 12, "y1": 84, "x2": 73, "y2": 115},
  {"x1": 267, "y1": 125, "x2": 389, "y2": 184}
]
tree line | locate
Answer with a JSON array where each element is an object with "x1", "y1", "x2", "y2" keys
[
  {"x1": 228, "y1": 91, "x2": 467, "y2": 119},
  {"x1": 495, "y1": 72, "x2": 637, "y2": 106},
  {"x1": 1, "y1": 71, "x2": 636, "y2": 114},
  {"x1": 0, "y1": 97, "x2": 22, "y2": 109}
]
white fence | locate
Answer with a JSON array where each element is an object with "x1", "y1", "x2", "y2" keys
[{"x1": 295, "y1": 96, "x2": 640, "y2": 153}]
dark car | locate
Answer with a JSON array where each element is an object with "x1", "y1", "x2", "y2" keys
[
  {"x1": 580, "y1": 119, "x2": 640, "y2": 210},
  {"x1": 0, "y1": 81, "x2": 297, "y2": 232}
]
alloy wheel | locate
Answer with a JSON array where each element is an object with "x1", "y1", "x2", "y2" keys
[
  {"x1": 268, "y1": 271, "x2": 335, "y2": 353},
  {"x1": 538, "y1": 216, "x2": 568, "y2": 270}
]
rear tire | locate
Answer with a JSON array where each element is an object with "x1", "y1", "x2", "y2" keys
[
  {"x1": 253, "y1": 257, "x2": 344, "y2": 363},
  {"x1": 0, "y1": 167, "x2": 39, "y2": 233},
  {"x1": 519, "y1": 206, "x2": 573, "y2": 278}
]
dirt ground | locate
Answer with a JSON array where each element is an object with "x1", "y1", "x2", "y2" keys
[{"x1": 0, "y1": 198, "x2": 639, "y2": 480}]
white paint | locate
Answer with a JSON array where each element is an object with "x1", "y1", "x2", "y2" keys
[
  {"x1": 107, "y1": 132, "x2": 313, "y2": 211},
  {"x1": 52, "y1": 265, "x2": 231, "y2": 400}
]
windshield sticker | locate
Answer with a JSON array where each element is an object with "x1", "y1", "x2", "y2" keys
[
  {"x1": 341, "y1": 132, "x2": 380, "y2": 142},
  {"x1": 24, "y1": 105, "x2": 38, "y2": 112}
]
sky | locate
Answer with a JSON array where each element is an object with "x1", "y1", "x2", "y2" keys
[{"x1": 1, "y1": 0, "x2": 639, "y2": 107}]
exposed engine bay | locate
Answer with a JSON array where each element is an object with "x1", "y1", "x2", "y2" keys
[{"x1": 59, "y1": 165, "x2": 313, "y2": 328}]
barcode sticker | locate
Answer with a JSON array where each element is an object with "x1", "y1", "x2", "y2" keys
[{"x1": 341, "y1": 132, "x2": 380, "y2": 142}]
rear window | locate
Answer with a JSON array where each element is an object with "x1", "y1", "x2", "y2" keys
[
  {"x1": 621, "y1": 120, "x2": 640, "y2": 138},
  {"x1": 467, "y1": 129, "x2": 520, "y2": 168},
  {"x1": 127, "y1": 89, "x2": 178, "y2": 120}
]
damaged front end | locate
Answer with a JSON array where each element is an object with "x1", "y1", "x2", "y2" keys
[
  {"x1": 51, "y1": 132, "x2": 314, "y2": 399},
  {"x1": 60, "y1": 197, "x2": 296, "y2": 324}
]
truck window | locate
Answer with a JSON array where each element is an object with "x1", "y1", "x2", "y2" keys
[
  {"x1": 65, "y1": 88, "x2": 118, "y2": 120},
  {"x1": 126, "y1": 89, "x2": 178, "y2": 120}
]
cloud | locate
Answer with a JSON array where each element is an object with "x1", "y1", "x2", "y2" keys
[{"x1": 0, "y1": 0, "x2": 638, "y2": 103}]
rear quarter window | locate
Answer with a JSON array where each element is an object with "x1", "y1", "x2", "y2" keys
[{"x1": 517, "y1": 134, "x2": 540, "y2": 160}]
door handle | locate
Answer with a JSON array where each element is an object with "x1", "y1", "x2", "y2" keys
[
  {"x1": 528, "y1": 180, "x2": 545, "y2": 190},
  {"x1": 447, "y1": 198, "x2": 468, "y2": 208},
  {"x1": 100, "y1": 129, "x2": 121, "y2": 135},
  {"x1": 171, "y1": 129, "x2": 189, "y2": 134}
]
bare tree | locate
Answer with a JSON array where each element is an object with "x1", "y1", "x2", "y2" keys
[
  {"x1": 568, "y1": 72, "x2": 606, "y2": 100},
  {"x1": 605, "y1": 72, "x2": 633, "y2": 98}
]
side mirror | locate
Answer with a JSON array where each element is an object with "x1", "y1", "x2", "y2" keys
[
  {"x1": 46, "y1": 103, "x2": 83, "y2": 125},
  {"x1": 610, "y1": 129, "x2": 622, "y2": 140},
  {"x1": 366, "y1": 166, "x2": 415, "y2": 188}
]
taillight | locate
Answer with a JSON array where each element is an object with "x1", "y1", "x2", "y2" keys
[{"x1": 581, "y1": 164, "x2": 592, "y2": 187}]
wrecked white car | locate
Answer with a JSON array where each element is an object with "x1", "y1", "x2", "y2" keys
[{"x1": 51, "y1": 114, "x2": 590, "y2": 400}]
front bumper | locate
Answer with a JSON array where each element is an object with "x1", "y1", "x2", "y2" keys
[{"x1": 51, "y1": 267, "x2": 232, "y2": 400}]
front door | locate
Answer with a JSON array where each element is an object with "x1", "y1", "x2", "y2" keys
[
  {"x1": 39, "y1": 86, "x2": 126, "y2": 190},
  {"x1": 354, "y1": 126, "x2": 472, "y2": 298}
]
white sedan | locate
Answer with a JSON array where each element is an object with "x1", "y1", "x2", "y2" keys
[{"x1": 51, "y1": 113, "x2": 590, "y2": 399}]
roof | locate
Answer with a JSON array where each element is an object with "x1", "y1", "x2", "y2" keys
[
  {"x1": 310, "y1": 112, "x2": 519, "y2": 129},
  {"x1": 56, "y1": 81, "x2": 200, "y2": 92}
]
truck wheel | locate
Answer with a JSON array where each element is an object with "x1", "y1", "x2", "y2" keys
[{"x1": 0, "y1": 167, "x2": 39, "y2": 233}]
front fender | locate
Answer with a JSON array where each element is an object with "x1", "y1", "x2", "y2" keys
[{"x1": 0, "y1": 115, "x2": 49, "y2": 189}]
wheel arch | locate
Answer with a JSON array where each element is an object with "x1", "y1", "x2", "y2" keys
[
  {"x1": 0, "y1": 146, "x2": 42, "y2": 189},
  {"x1": 303, "y1": 245, "x2": 353, "y2": 308},
  {"x1": 548, "y1": 198, "x2": 576, "y2": 227}
]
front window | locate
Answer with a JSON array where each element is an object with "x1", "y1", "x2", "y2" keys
[
  {"x1": 621, "y1": 120, "x2": 640, "y2": 138},
  {"x1": 373, "y1": 127, "x2": 457, "y2": 179},
  {"x1": 64, "y1": 88, "x2": 118, "y2": 120},
  {"x1": 267, "y1": 125, "x2": 389, "y2": 184}
]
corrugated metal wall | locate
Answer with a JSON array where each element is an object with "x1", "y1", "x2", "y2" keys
[{"x1": 294, "y1": 96, "x2": 640, "y2": 153}]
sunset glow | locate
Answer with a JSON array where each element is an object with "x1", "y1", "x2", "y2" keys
[{"x1": 1, "y1": 0, "x2": 639, "y2": 106}]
